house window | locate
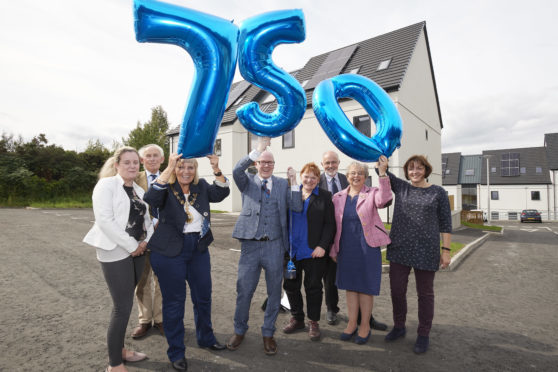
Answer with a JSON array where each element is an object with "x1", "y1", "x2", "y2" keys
[
  {"x1": 377, "y1": 59, "x2": 391, "y2": 71},
  {"x1": 520, "y1": 167, "x2": 526, "y2": 174},
  {"x1": 501, "y1": 152, "x2": 520, "y2": 176},
  {"x1": 491, "y1": 212, "x2": 499, "y2": 220},
  {"x1": 531, "y1": 191, "x2": 540, "y2": 201},
  {"x1": 214, "y1": 139, "x2": 222, "y2": 156},
  {"x1": 282, "y1": 130, "x2": 295, "y2": 149},
  {"x1": 508, "y1": 212, "x2": 518, "y2": 220},
  {"x1": 445, "y1": 169, "x2": 451, "y2": 175},
  {"x1": 491, "y1": 167, "x2": 496, "y2": 173},
  {"x1": 353, "y1": 115, "x2": 371, "y2": 137},
  {"x1": 491, "y1": 191, "x2": 499, "y2": 200},
  {"x1": 465, "y1": 169, "x2": 474, "y2": 176},
  {"x1": 442, "y1": 157, "x2": 448, "y2": 177},
  {"x1": 535, "y1": 166, "x2": 542, "y2": 174}
]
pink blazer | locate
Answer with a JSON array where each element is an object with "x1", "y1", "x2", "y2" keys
[{"x1": 330, "y1": 177, "x2": 392, "y2": 258}]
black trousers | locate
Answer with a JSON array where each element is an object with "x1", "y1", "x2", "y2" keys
[
  {"x1": 322, "y1": 256, "x2": 339, "y2": 313},
  {"x1": 283, "y1": 256, "x2": 328, "y2": 322}
]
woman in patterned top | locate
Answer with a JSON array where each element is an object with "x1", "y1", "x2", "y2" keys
[
  {"x1": 83, "y1": 146, "x2": 154, "y2": 372},
  {"x1": 382, "y1": 155, "x2": 452, "y2": 354}
]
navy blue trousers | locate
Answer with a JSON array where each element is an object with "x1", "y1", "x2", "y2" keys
[{"x1": 150, "y1": 233, "x2": 216, "y2": 362}]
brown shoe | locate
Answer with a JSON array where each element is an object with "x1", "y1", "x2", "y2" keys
[
  {"x1": 308, "y1": 321, "x2": 321, "y2": 341},
  {"x1": 132, "y1": 323, "x2": 151, "y2": 339},
  {"x1": 226, "y1": 333, "x2": 245, "y2": 351},
  {"x1": 154, "y1": 322, "x2": 165, "y2": 336},
  {"x1": 282, "y1": 317, "x2": 305, "y2": 334},
  {"x1": 263, "y1": 336, "x2": 277, "y2": 355}
]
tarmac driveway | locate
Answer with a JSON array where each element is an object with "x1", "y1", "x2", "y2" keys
[{"x1": 0, "y1": 209, "x2": 557, "y2": 371}]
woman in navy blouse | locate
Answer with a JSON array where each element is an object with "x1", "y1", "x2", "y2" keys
[
  {"x1": 282, "y1": 162, "x2": 336, "y2": 341},
  {"x1": 383, "y1": 155, "x2": 452, "y2": 354}
]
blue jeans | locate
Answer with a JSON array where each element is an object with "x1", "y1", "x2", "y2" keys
[
  {"x1": 151, "y1": 234, "x2": 216, "y2": 362},
  {"x1": 233, "y1": 239, "x2": 284, "y2": 337}
]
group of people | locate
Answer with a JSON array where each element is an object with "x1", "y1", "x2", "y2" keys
[{"x1": 83, "y1": 137, "x2": 452, "y2": 372}]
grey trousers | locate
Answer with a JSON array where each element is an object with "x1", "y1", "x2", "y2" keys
[{"x1": 100, "y1": 255, "x2": 145, "y2": 366}]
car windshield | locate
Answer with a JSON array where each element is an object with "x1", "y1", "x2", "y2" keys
[{"x1": 523, "y1": 210, "x2": 538, "y2": 213}]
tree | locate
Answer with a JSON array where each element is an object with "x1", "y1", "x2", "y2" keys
[{"x1": 123, "y1": 106, "x2": 170, "y2": 154}]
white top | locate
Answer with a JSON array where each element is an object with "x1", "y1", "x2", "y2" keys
[
  {"x1": 83, "y1": 174, "x2": 153, "y2": 263},
  {"x1": 182, "y1": 193, "x2": 203, "y2": 233}
]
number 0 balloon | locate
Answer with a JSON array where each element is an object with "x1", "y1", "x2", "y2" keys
[{"x1": 312, "y1": 74, "x2": 403, "y2": 162}]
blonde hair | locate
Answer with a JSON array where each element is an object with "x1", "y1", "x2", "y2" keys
[
  {"x1": 168, "y1": 158, "x2": 199, "y2": 185},
  {"x1": 98, "y1": 146, "x2": 139, "y2": 179}
]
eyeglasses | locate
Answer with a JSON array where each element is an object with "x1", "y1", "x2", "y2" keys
[
  {"x1": 348, "y1": 171, "x2": 366, "y2": 176},
  {"x1": 323, "y1": 161, "x2": 339, "y2": 166},
  {"x1": 258, "y1": 161, "x2": 275, "y2": 166}
]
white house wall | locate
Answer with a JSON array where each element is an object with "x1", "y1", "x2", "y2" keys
[
  {"x1": 477, "y1": 184, "x2": 553, "y2": 221},
  {"x1": 442, "y1": 185, "x2": 462, "y2": 212}
]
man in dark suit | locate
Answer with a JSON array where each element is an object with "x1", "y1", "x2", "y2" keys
[
  {"x1": 132, "y1": 144, "x2": 165, "y2": 338},
  {"x1": 319, "y1": 150, "x2": 387, "y2": 331},
  {"x1": 227, "y1": 137, "x2": 302, "y2": 356}
]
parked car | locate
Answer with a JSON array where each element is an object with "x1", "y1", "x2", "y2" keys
[{"x1": 520, "y1": 209, "x2": 542, "y2": 223}]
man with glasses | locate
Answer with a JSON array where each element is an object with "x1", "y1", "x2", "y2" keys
[
  {"x1": 319, "y1": 150, "x2": 388, "y2": 331},
  {"x1": 227, "y1": 137, "x2": 301, "y2": 355}
]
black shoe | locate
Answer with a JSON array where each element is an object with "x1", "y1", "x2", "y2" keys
[
  {"x1": 172, "y1": 357, "x2": 188, "y2": 371},
  {"x1": 413, "y1": 335, "x2": 430, "y2": 354},
  {"x1": 385, "y1": 327, "x2": 406, "y2": 342},
  {"x1": 370, "y1": 316, "x2": 388, "y2": 331},
  {"x1": 326, "y1": 310, "x2": 338, "y2": 325},
  {"x1": 201, "y1": 341, "x2": 226, "y2": 351}
]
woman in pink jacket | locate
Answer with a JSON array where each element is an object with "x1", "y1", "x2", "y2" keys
[{"x1": 330, "y1": 156, "x2": 391, "y2": 344}]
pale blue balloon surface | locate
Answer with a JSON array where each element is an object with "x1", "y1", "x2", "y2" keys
[
  {"x1": 134, "y1": 0, "x2": 238, "y2": 158},
  {"x1": 312, "y1": 74, "x2": 403, "y2": 162},
  {"x1": 236, "y1": 9, "x2": 306, "y2": 137}
]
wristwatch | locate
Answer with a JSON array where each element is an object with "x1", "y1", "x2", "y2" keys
[{"x1": 214, "y1": 171, "x2": 223, "y2": 177}]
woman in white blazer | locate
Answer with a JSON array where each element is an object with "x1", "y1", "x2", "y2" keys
[{"x1": 83, "y1": 146, "x2": 154, "y2": 372}]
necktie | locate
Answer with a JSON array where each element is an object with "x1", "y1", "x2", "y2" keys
[
  {"x1": 331, "y1": 177, "x2": 339, "y2": 194},
  {"x1": 148, "y1": 174, "x2": 157, "y2": 188},
  {"x1": 262, "y1": 179, "x2": 270, "y2": 198}
]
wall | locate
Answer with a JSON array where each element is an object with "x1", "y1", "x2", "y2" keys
[{"x1": 477, "y1": 184, "x2": 552, "y2": 221}]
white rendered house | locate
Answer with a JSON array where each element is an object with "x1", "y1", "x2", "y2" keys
[{"x1": 169, "y1": 22, "x2": 444, "y2": 213}]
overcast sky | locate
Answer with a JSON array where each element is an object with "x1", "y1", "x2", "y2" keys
[{"x1": 1, "y1": 0, "x2": 556, "y2": 155}]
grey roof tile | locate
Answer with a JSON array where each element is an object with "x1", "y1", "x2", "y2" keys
[
  {"x1": 545, "y1": 133, "x2": 558, "y2": 170},
  {"x1": 481, "y1": 147, "x2": 551, "y2": 185}
]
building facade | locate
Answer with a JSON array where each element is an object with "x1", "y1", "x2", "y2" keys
[{"x1": 169, "y1": 22, "x2": 444, "y2": 212}]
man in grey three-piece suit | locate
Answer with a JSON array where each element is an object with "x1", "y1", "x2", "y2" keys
[{"x1": 226, "y1": 137, "x2": 302, "y2": 356}]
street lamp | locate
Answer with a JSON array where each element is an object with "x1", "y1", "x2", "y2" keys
[{"x1": 483, "y1": 155, "x2": 492, "y2": 224}]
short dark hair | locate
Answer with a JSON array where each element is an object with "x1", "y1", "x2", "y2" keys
[{"x1": 403, "y1": 155, "x2": 432, "y2": 180}]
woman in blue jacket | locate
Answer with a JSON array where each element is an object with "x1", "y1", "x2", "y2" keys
[{"x1": 144, "y1": 153, "x2": 230, "y2": 372}]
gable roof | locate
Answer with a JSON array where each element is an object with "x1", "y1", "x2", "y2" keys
[
  {"x1": 545, "y1": 133, "x2": 558, "y2": 170},
  {"x1": 169, "y1": 21, "x2": 435, "y2": 135},
  {"x1": 480, "y1": 147, "x2": 551, "y2": 185}
]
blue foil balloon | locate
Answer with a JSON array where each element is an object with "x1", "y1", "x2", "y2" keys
[
  {"x1": 236, "y1": 10, "x2": 306, "y2": 137},
  {"x1": 312, "y1": 74, "x2": 403, "y2": 162},
  {"x1": 134, "y1": 0, "x2": 238, "y2": 158}
]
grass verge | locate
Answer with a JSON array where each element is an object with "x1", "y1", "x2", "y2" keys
[{"x1": 462, "y1": 221, "x2": 502, "y2": 232}]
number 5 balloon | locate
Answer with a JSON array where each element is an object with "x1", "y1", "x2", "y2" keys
[
  {"x1": 134, "y1": 0, "x2": 238, "y2": 158},
  {"x1": 236, "y1": 9, "x2": 307, "y2": 137},
  {"x1": 312, "y1": 74, "x2": 403, "y2": 162}
]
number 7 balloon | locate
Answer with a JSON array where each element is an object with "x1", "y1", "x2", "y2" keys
[{"x1": 133, "y1": 0, "x2": 238, "y2": 158}]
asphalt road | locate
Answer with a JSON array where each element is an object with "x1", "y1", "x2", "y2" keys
[{"x1": 1, "y1": 209, "x2": 557, "y2": 371}]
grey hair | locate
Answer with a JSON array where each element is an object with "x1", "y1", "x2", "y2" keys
[
  {"x1": 138, "y1": 144, "x2": 164, "y2": 158},
  {"x1": 346, "y1": 161, "x2": 369, "y2": 178}
]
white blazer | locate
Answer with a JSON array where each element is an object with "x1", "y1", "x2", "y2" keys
[{"x1": 83, "y1": 174, "x2": 153, "y2": 260}]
